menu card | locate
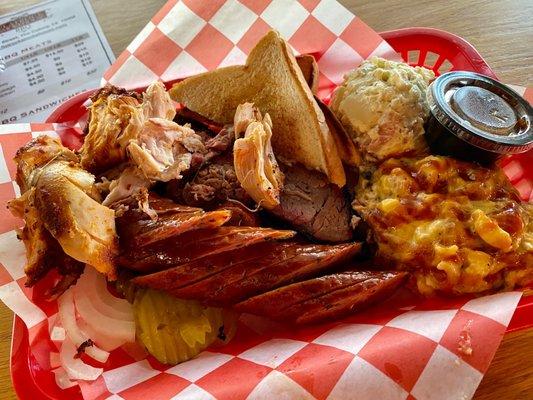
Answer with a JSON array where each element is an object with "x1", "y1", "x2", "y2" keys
[{"x1": 0, "y1": 0, "x2": 114, "y2": 123}]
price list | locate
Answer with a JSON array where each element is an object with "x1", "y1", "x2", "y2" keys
[{"x1": 0, "y1": 0, "x2": 114, "y2": 123}]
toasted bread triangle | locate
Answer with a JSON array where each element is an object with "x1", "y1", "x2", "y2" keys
[
  {"x1": 296, "y1": 54, "x2": 319, "y2": 94},
  {"x1": 169, "y1": 31, "x2": 346, "y2": 187}
]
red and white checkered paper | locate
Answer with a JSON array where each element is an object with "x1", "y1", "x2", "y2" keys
[
  {"x1": 0, "y1": 1, "x2": 532, "y2": 400},
  {"x1": 101, "y1": 0, "x2": 400, "y2": 99}
]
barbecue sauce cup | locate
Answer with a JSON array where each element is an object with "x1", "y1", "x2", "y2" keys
[{"x1": 425, "y1": 71, "x2": 533, "y2": 165}]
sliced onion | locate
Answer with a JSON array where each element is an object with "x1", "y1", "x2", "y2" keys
[
  {"x1": 78, "y1": 267, "x2": 134, "y2": 320},
  {"x1": 50, "y1": 351, "x2": 61, "y2": 369},
  {"x1": 78, "y1": 318, "x2": 127, "y2": 352},
  {"x1": 57, "y1": 290, "x2": 110, "y2": 363},
  {"x1": 60, "y1": 339, "x2": 103, "y2": 381},
  {"x1": 53, "y1": 367, "x2": 78, "y2": 389},
  {"x1": 73, "y1": 285, "x2": 136, "y2": 344}
]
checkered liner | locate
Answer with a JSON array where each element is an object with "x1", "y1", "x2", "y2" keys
[
  {"x1": 101, "y1": 0, "x2": 399, "y2": 99},
  {"x1": 0, "y1": 1, "x2": 531, "y2": 399}
]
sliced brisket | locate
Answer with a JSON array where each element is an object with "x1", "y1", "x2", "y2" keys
[{"x1": 270, "y1": 164, "x2": 353, "y2": 242}]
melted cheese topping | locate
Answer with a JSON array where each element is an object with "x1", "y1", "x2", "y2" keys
[
  {"x1": 354, "y1": 155, "x2": 533, "y2": 295},
  {"x1": 471, "y1": 209, "x2": 513, "y2": 252}
]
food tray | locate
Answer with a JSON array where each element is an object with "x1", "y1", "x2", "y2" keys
[{"x1": 10, "y1": 27, "x2": 533, "y2": 400}]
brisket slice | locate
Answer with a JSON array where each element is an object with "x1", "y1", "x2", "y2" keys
[{"x1": 270, "y1": 164, "x2": 353, "y2": 243}]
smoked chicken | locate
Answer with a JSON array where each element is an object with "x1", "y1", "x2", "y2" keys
[
  {"x1": 8, "y1": 188, "x2": 84, "y2": 295},
  {"x1": 128, "y1": 118, "x2": 205, "y2": 182},
  {"x1": 141, "y1": 81, "x2": 176, "y2": 120},
  {"x1": 81, "y1": 85, "x2": 144, "y2": 174},
  {"x1": 33, "y1": 160, "x2": 117, "y2": 276},
  {"x1": 9, "y1": 136, "x2": 118, "y2": 281},
  {"x1": 13, "y1": 135, "x2": 79, "y2": 192},
  {"x1": 100, "y1": 165, "x2": 151, "y2": 207},
  {"x1": 81, "y1": 82, "x2": 178, "y2": 175},
  {"x1": 233, "y1": 103, "x2": 284, "y2": 209}
]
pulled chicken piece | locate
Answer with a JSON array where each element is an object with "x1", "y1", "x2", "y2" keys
[
  {"x1": 9, "y1": 189, "x2": 84, "y2": 293},
  {"x1": 81, "y1": 82, "x2": 177, "y2": 175},
  {"x1": 81, "y1": 85, "x2": 144, "y2": 174},
  {"x1": 33, "y1": 160, "x2": 118, "y2": 277},
  {"x1": 100, "y1": 165, "x2": 151, "y2": 207},
  {"x1": 128, "y1": 118, "x2": 206, "y2": 182},
  {"x1": 142, "y1": 81, "x2": 176, "y2": 120},
  {"x1": 14, "y1": 134, "x2": 79, "y2": 193},
  {"x1": 233, "y1": 103, "x2": 284, "y2": 209}
]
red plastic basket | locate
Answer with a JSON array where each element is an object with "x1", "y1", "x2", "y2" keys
[
  {"x1": 10, "y1": 27, "x2": 533, "y2": 400},
  {"x1": 380, "y1": 27, "x2": 497, "y2": 78}
]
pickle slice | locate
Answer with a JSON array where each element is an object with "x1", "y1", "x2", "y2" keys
[{"x1": 132, "y1": 288, "x2": 235, "y2": 365}]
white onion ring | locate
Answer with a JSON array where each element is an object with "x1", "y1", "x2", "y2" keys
[
  {"x1": 60, "y1": 339, "x2": 103, "y2": 381},
  {"x1": 57, "y1": 290, "x2": 110, "y2": 363},
  {"x1": 73, "y1": 285, "x2": 136, "y2": 344},
  {"x1": 78, "y1": 267, "x2": 133, "y2": 320},
  {"x1": 78, "y1": 318, "x2": 127, "y2": 352}
]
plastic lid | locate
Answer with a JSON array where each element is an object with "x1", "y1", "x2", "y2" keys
[{"x1": 427, "y1": 71, "x2": 533, "y2": 154}]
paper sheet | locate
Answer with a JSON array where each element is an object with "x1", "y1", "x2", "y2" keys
[{"x1": 0, "y1": 0, "x2": 114, "y2": 123}]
